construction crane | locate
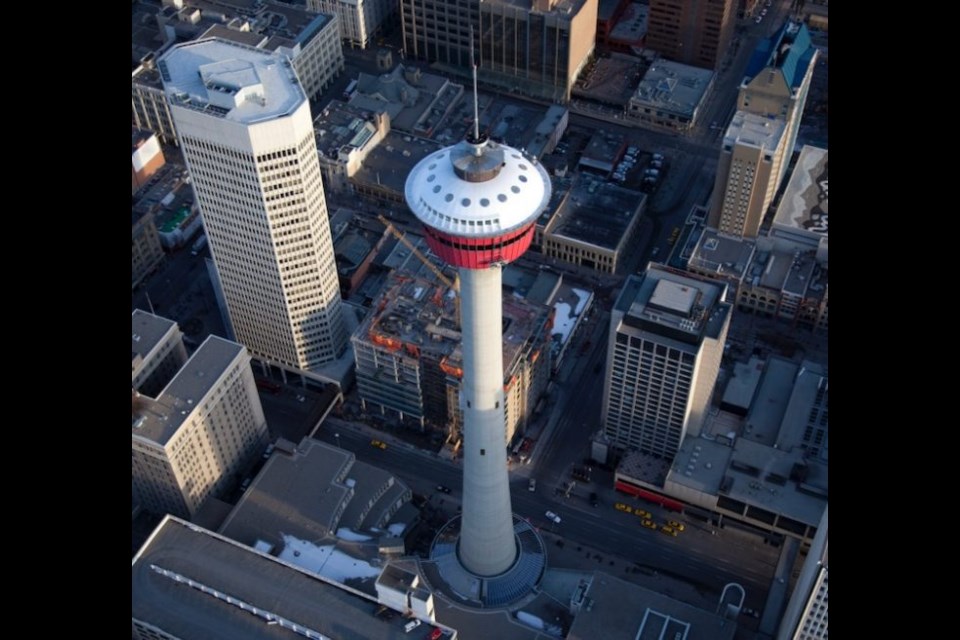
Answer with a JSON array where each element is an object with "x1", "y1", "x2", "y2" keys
[{"x1": 377, "y1": 213, "x2": 460, "y2": 321}]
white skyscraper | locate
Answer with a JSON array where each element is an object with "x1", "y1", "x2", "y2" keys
[
  {"x1": 602, "y1": 266, "x2": 731, "y2": 461},
  {"x1": 159, "y1": 39, "x2": 347, "y2": 373}
]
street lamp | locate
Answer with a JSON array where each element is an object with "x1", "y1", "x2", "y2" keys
[{"x1": 334, "y1": 433, "x2": 341, "y2": 449}]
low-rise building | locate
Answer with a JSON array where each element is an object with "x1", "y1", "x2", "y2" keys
[
  {"x1": 616, "y1": 356, "x2": 827, "y2": 543},
  {"x1": 539, "y1": 174, "x2": 647, "y2": 274},
  {"x1": 219, "y1": 438, "x2": 413, "y2": 551},
  {"x1": 627, "y1": 59, "x2": 715, "y2": 132}
]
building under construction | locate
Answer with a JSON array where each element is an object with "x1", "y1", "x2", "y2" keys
[{"x1": 351, "y1": 259, "x2": 554, "y2": 447}]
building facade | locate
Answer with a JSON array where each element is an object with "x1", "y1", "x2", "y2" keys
[
  {"x1": 777, "y1": 507, "x2": 828, "y2": 639},
  {"x1": 400, "y1": 0, "x2": 598, "y2": 102},
  {"x1": 601, "y1": 267, "x2": 730, "y2": 460},
  {"x1": 308, "y1": 0, "x2": 397, "y2": 49},
  {"x1": 709, "y1": 21, "x2": 818, "y2": 238},
  {"x1": 132, "y1": 334, "x2": 268, "y2": 519},
  {"x1": 709, "y1": 112, "x2": 787, "y2": 238},
  {"x1": 352, "y1": 269, "x2": 552, "y2": 445},
  {"x1": 160, "y1": 39, "x2": 348, "y2": 373},
  {"x1": 626, "y1": 59, "x2": 715, "y2": 132},
  {"x1": 133, "y1": 64, "x2": 179, "y2": 145},
  {"x1": 132, "y1": 310, "x2": 189, "y2": 397},
  {"x1": 132, "y1": 209, "x2": 166, "y2": 291},
  {"x1": 134, "y1": 2, "x2": 343, "y2": 144},
  {"x1": 646, "y1": 0, "x2": 736, "y2": 70}
]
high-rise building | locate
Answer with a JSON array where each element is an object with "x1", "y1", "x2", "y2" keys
[
  {"x1": 134, "y1": 2, "x2": 343, "y2": 144},
  {"x1": 159, "y1": 39, "x2": 348, "y2": 374},
  {"x1": 710, "y1": 112, "x2": 788, "y2": 238},
  {"x1": 709, "y1": 21, "x2": 818, "y2": 237},
  {"x1": 400, "y1": 0, "x2": 598, "y2": 102},
  {"x1": 132, "y1": 330, "x2": 268, "y2": 519},
  {"x1": 777, "y1": 506, "x2": 828, "y2": 640},
  {"x1": 308, "y1": 0, "x2": 397, "y2": 49},
  {"x1": 646, "y1": 0, "x2": 736, "y2": 70},
  {"x1": 601, "y1": 266, "x2": 731, "y2": 461},
  {"x1": 405, "y1": 100, "x2": 551, "y2": 580}
]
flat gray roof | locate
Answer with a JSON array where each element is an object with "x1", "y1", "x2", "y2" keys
[
  {"x1": 314, "y1": 100, "x2": 385, "y2": 160},
  {"x1": 773, "y1": 145, "x2": 828, "y2": 238},
  {"x1": 775, "y1": 362, "x2": 827, "y2": 457},
  {"x1": 723, "y1": 111, "x2": 786, "y2": 150},
  {"x1": 132, "y1": 310, "x2": 179, "y2": 364},
  {"x1": 633, "y1": 61, "x2": 714, "y2": 117},
  {"x1": 687, "y1": 229, "x2": 756, "y2": 280},
  {"x1": 579, "y1": 130, "x2": 626, "y2": 172},
  {"x1": 567, "y1": 572, "x2": 736, "y2": 640},
  {"x1": 667, "y1": 436, "x2": 733, "y2": 495},
  {"x1": 354, "y1": 131, "x2": 444, "y2": 197},
  {"x1": 724, "y1": 437, "x2": 827, "y2": 527},
  {"x1": 219, "y1": 439, "x2": 410, "y2": 555},
  {"x1": 133, "y1": 516, "x2": 419, "y2": 640},
  {"x1": 548, "y1": 175, "x2": 646, "y2": 251},
  {"x1": 160, "y1": 38, "x2": 304, "y2": 123},
  {"x1": 721, "y1": 357, "x2": 765, "y2": 411},
  {"x1": 202, "y1": 24, "x2": 268, "y2": 48},
  {"x1": 743, "y1": 357, "x2": 798, "y2": 446},
  {"x1": 133, "y1": 336, "x2": 246, "y2": 445},
  {"x1": 618, "y1": 268, "x2": 730, "y2": 344}
]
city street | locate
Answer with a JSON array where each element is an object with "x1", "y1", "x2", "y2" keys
[{"x1": 314, "y1": 421, "x2": 779, "y2": 613}]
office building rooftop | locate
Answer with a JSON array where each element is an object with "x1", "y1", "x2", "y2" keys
[
  {"x1": 160, "y1": 38, "x2": 304, "y2": 123},
  {"x1": 546, "y1": 174, "x2": 646, "y2": 251},
  {"x1": 633, "y1": 61, "x2": 714, "y2": 118},
  {"x1": 132, "y1": 310, "x2": 179, "y2": 364},
  {"x1": 687, "y1": 229, "x2": 756, "y2": 281},
  {"x1": 616, "y1": 266, "x2": 729, "y2": 344},
  {"x1": 132, "y1": 336, "x2": 245, "y2": 445},
  {"x1": 723, "y1": 111, "x2": 786, "y2": 150}
]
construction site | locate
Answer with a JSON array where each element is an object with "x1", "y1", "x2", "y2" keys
[{"x1": 350, "y1": 222, "x2": 555, "y2": 455}]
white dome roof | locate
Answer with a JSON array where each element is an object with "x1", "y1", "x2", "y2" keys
[{"x1": 405, "y1": 138, "x2": 552, "y2": 238}]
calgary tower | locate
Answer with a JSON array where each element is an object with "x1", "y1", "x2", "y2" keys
[{"x1": 404, "y1": 67, "x2": 552, "y2": 578}]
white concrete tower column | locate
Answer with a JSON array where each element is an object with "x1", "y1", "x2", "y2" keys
[{"x1": 457, "y1": 266, "x2": 516, "y2": 576}]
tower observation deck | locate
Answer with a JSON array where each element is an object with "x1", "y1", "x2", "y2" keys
[{"x1": 405, "y1": 129, "x2": 552, "y2": 584}]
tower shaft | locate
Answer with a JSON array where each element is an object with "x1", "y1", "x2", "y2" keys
[{"x1": 457, "y1": 267, "x2": 516, "y2": 576}]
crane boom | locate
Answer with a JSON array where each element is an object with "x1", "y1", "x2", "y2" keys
[{"x1": 377, "y1": 214, "x2": 459, "y2": 295}]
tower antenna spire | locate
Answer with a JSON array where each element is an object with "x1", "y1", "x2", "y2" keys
[{"x1": 470, "y1": 25, "x2": 480, "y2": 146}]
